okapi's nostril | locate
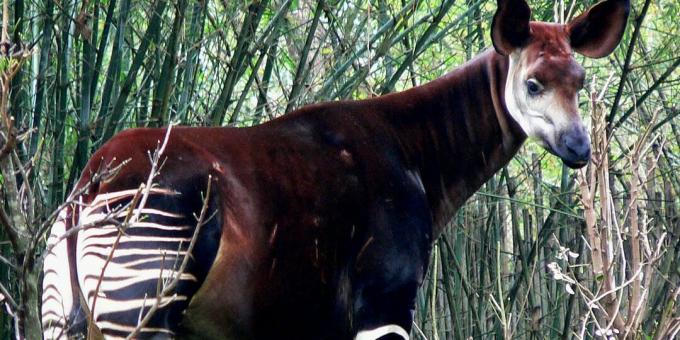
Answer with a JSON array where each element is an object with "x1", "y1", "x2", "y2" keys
[
  {"x1": 562, "y1": 131, "x2": 590, "y2": 161},
  {"x1": 566, "y1": 143, "x2": 589, "y2": 158}
]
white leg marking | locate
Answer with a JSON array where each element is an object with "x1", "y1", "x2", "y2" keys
[{"x1": 355, "y1": 324, "x2": 409, "y2": 340}]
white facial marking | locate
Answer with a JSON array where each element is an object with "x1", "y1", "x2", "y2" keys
[
  {"x1": 355, "y1": 324, "x2": 410, "y2": 340},
  {"x1": 504, "y1": 50, "x2": 577, "y2": 150}
]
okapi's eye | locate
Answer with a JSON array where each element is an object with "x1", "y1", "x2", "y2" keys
[{"x1": 526, "y1": 79, "x2": 543, "y2": 96}]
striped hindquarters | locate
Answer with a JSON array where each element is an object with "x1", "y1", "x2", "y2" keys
[{"x1": 43, "y1": 185, "x2": 220, "y2": 339}]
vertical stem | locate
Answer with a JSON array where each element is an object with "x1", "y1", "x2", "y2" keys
[
  {"x1": 253, "y1": 43, "x2": 277, "y2": 124},
  {"x1": 100, "y1": 0, "x2": 167, "y2": 145},
  {"x1": 68, "y1": 0, "x2": 97, "y2": 190},
  {"x1": 89, "y1": 0, "x2": 118, "y2": 102},
  {"x1": 177, "y1": 0, "x2": 206, "y2": 123},
  {"x1": 94, "y1": 0, "x2": 131, "y2": 142},
  {"x1": 29, "y1": 0, "x2": 54, "y2": 157},
  {"x1": 9, "y1": 0, "x2": 25, "y2": 137},
  {"x1": 438, "y1": 237, "x2": 463, "y2": 340},
  {"x1": 284, "y1": 0, "x2": 324, "y2": 113},
  {"x1": 2, "y1": 0, "x2": 8, "y2": 42},
  {"x1": 51, "y1": 0, "x2": 73, "y2": 208},
  {"x1": 430, "y1": 244, "x2": 439, "y2": 340},
  {"x1": 150, "y1": 0, "x2": 187, "y2": 126},
  {"x1": 137, "y1": 58, "x2": 155, "y2": 126},
  {"x1": 209, "y1": 0, "x2": 269, "y2": 126},
  {"x1": 627, "y1": 156, "x2": 641, "y2": 334}
]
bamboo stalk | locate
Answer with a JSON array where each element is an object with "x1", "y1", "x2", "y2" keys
[
  {"x1": 28, "y1": 0, "x2": 54, "y2": 157},
  {"x1": 51, "y1": 0, "x2": 74, "y2": 208},
  {"x1": 253, "y1": 43, "x2": 278, "y2": 124},
  {"x1": 89, "y1": 0, "x2": 118, "y2": 103},
  {"x1": 99, "y1": 0, "x2": 168, "y2": 144},
  {"x1": 176, "y1": 0, "x2": 207, "y2": 123},
  {"x1": 231, "y1": 0, "x2": 293, "y2": 124},
  {"x1": 209, "y1": 0, "x2": 269, "y2": 126},
  {"x1": 93, "y1": 0, "x2": 131, "y2": 142},
  {"x1": 68, "y1": 0, "x2": 97, "y2": 190},
  {"x1": 606, "y1": 0, "x2": 652, "y2": 129},
  {"x1": 149, "y1": 0, "x2": 188, "y2": 127},
  {"x1": 9, "y1": 0, "x2": 25, "y2": 136},
  {"x1": 380, "y1": 0, "x2": 456, "y2": 94},
  {"x1": 284, "y1": 0, "x2": 324, "y2": 113}
]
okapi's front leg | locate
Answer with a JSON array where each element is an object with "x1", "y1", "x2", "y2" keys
[{"x1": 352, "y1": 186, "x2": 432, "y2": 340}]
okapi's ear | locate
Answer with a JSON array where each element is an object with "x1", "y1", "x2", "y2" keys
[
  {"x1": 567, "y1": 0, "x2": 630, "y2": 58},
  {"x1": 491, "y1": 0, "x2": 531, "y2": 55}
]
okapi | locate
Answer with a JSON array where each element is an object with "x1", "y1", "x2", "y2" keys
[{"x1": 41, "y1": 0, "x2": 629, "y2": 338}]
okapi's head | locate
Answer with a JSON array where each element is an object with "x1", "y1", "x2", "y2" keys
[{"x1": 492, "y1": 0, "x2": 629, "y2": 168}]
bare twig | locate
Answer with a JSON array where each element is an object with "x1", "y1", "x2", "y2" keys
[{"x1": 0, "y1": 280, "x2": 17, "y2": 310}]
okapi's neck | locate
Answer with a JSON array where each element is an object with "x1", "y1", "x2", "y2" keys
[{"x1": 378, "y1": 49, "x2": 526, "y2": 236}]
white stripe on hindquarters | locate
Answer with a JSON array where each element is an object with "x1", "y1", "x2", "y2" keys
[
  {"x1": 42, "y1": 209, "x2": 74, "y2": 340},
  {"x1": 75, "y1": 187, "x2": 196, "y2": 334},
  {"x1": 355, "y1": 324, "x2": 410, "y2": 340}
]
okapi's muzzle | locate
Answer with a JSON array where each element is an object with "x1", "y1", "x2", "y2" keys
[{"x1": 551, "y1": 123, "x2": 590, "y2": 169}]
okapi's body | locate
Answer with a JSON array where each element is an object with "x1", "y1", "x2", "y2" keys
[{"x1": 41, "y1": 0, "x2": 629, "y2": 339}]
